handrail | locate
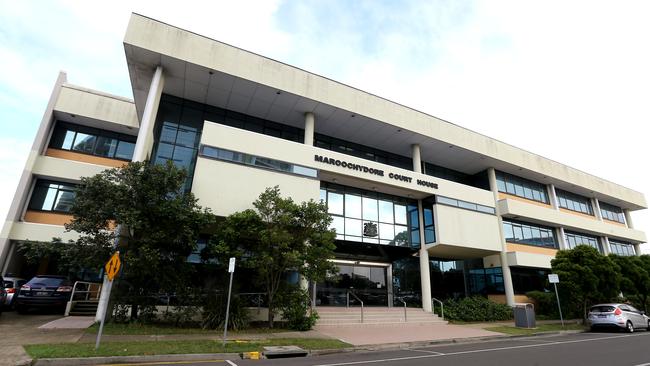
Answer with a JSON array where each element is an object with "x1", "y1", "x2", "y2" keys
[
  {"x1": 431, "y1": 297, "x2": 444, "y2": 321},
  {"x1": 65, "y1": 281, "x2": 102, "y2": 316},
  {"x1": 346, "y1": 290, "x2": 364, "y2": 323},
  {"x1": 397, "y1": 298, "x2": 407, "y2": 322}
]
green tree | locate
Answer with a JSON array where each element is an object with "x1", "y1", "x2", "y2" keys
[
  {"x1": 609, "y1": 254, "x2": 650, "y2": 311},
  {"x1": 208, "y1": 186, "x2": 336, "y2": 328},
  {"x1": 66, "y1": 161, "x2": 215, "y2": 315},
  {"x1": 551, "y1": 245, "x2": 621, "y2": 321}
]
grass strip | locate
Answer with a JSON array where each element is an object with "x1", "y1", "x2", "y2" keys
[
  {"x1": 85, "y1": 323, "x2": 289, "y2": 335},
  {"x1": 486, "y1": 323, "x2": 587, "y2": 335},
  {"x1": 24, "y1": 338, "x2": 350, "y2": 359}
]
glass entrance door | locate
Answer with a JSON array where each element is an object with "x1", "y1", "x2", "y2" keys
[{"x1": 316, "y1": 262, "x2": 389, "y2": 306}]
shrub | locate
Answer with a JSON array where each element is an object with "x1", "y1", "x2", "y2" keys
[
  {"x1": 443, "y1": 296, "x2": 512, "y2": 322},
  {"x1": 526, "y1": 291, "x2": 559, "y2": 318},
  {"x1": 278, "y1": 288, "x2": 319, "y2": 331},
  {"x1": 201, "y1": 294, "x2": 250, "y2": 330}
]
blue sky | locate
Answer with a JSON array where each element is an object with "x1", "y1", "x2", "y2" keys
[{"x1": 1, "y1": 0, "x2": 649, "y2": 252}]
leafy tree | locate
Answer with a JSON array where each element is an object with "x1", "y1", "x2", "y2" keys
[
  {"x1": 608, "y1": 254, "x2": 650, "y2": 311},
  {"x1": 551, "y1": 245, "x2": 621, "y2": 321},
  {"x1": 207, "y1": 186, "x2": 336, "y2": 328},
  {"x1": 66, "y1": 161, "x2": 215, "y2": 316}
]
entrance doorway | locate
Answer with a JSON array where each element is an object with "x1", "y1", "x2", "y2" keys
[{"x1": 316, "y1": 261, "x2": 391, "y2": 306}]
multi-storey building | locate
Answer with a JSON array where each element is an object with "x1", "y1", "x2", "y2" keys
[{"x1": 0, "y1": 14, "x2": 646, "y2": 309}]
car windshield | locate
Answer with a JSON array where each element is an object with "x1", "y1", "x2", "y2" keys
[
  {"x1": 590, "y1": 306, "x2": 616, "y2": 313},
  {"x1": 27, "y1": 277, "x2": 67, "y2": 287}
]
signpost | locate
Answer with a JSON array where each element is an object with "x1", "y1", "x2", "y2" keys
[
  {"x1": 223, "y1": 257, "x2": 236, "y2": 347},
  {"x1": 96, "y1": 251, "x2": 121, "y2": 350},
  {"x1": 548, "y1": 273, "x2": 564, "y2": 327}
]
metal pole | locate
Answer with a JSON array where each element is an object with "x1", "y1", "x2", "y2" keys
[
  {"x1": 222, "y1": 271, "x2": 234, "y2": 347},
  {"x1": 554, "y1": 282, "x2": 564, "y2": 327},
  {"x1": 95, "y1": 279, "x2": 112, "y2": 350}
]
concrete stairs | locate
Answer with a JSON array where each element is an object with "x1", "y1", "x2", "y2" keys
[
  {"x1": 315, "y1": 306, "x2": 446, "y2": 326},
  {"x1": 68, "y1": 300, "x2": 99, "y2": 316}
]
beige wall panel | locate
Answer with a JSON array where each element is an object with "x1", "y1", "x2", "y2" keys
[
  {"x1": 9, "y1": 221, "x2": 79, "y2": 242},
  {"x1": 192, "y1": 158, "x2": 320, "y2": 217},
  {"x1": 506, "y1": 251, "x2": 553, "y2": 269},
  {"x1": 483, "y1": 254, "x2": 502, "y2": 268},
  {"x1": 32, "y1": 155, "x2": 109, "y2": 182},
  {"x1": 55, "y1": 85, "x2": 138, "y2": 129},
  {"x1": 125, "y1": 14, "x2": 646, "y2": 208},
  {"x1": 200, "y1": 123, "x2": 496, "y2": 207},
  {"x1": 499, "y1": 198, "x2": 646, "y2": 243},
  {"x1": 433, "y1": 204, "x2": 502, "y2": 252}
]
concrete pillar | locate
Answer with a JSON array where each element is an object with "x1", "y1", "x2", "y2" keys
[
  {"x1": 557, "y1": 227, "x2": 567, "y2": 250},
  {"x1": 592, "y1": 198, "x2": 603, "y2": 221},
  {"x1": 304, "y1": 112, "x2": 315, "y2": 146},
  {"x1": 548, "y1": 184, "x2": 559, "y2": 210},
  {"x1": 97, "y1": 66, "x2": 164, "y2": 321},
  {"x1": 623, "y1": 209, "x2": 634, "y2": 229},
  {"x1": 601, "y1": 237, "x2": 611, "y2": 255},
  {"x1": 634, "y1": 244, "x2": 641, "y2": 257},
  {"x1": 412, "y1": 144, "x2": 422, "y2": 173},
  {"x1": 487, "y1": 168, "x2": 515, "y2": 306},
  {"x1": 133, "y1": 66, "x2": 165, "y2": 162},
  {"x1": 417, "y1": 200, "x2": 432, "y2": 312}
]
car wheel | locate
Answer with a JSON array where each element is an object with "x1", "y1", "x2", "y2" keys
[{"x1": 626, "y1": 320, "x2": 634, "y2": 333}]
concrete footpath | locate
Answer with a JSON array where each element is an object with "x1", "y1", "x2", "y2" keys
[{"x1": 0, "y1": 311, "x2": 576, "y2": 366}]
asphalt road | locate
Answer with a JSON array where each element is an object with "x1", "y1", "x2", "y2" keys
[{"x1": 102, "y1": 331, "x2": 650, "y2": 366}]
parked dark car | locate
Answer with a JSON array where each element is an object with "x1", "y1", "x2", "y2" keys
[
  {"x1": 0, "y1": 274, "x2": 6, "y2": 315},
  {"x1": 15, "y1": 275, "x2": 73, "y2": 314},
  {"x1": 3, "y1": 275, "x2": 27, "y2": 309}
]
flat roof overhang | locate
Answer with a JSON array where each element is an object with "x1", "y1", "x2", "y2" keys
[{"x1": 123, "y1": 13, "x2": 647, "y2": 211}]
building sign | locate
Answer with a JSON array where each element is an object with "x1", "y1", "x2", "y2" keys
[
  {"x1": 314, "y1": 154, "x2": 438, "y2": 189},
  {"x1": 363, "y1": 222, "x2": 378, "y2": 237}
]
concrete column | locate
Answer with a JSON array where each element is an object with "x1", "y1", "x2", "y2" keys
[
  {"x1": 557, "y1": 227, "x2": 567, "y2": 250},
  {"x1": 592, "y1": 198, "x2": 603, "y2": 221},
  {"x1": 634, "y1": 244, "x2": 641, "y2": 257},
  {"x1": 97, "y1": 66, "x2": 164, "y2": 321},
  {"x1": 601, "y1": 237, "x2": 611, "y2": 255},
  {"x1": 623, "y1": 209, "x2": 634, "y2": 229},
  {"x1": 548, "y1": 184, "x2": 559, "y2": 210},
  {"x1": 133, "y1": 66, "x2": 165, "y2": 162},
  {"x1": 417, "y1": 200, "x2": 432, "y2": 312},
  {"x1": 304, "y1": 112, "x2": 315, "y2": 146},
  {"x1": 412, "y1": 144, "x2": 422, "y2": 173},
  {"x1": 487, "y1": 168, "x2": 515, "y2": 306}
]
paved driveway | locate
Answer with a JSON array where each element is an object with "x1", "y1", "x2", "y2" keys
[{"x1": 0, "y1": 311, "x2": 85, "y2": 366}]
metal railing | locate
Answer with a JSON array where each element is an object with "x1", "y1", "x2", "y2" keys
[
  {"x1": 238, "y1": 292, "x2": 266, "y2": 314},
  {"x1": 397, "y1": 298, "x2": 407, "y2": 322},
  {"x1": 431, "y1": 297, "x2": 444, "y2": 321},
  {"x1": 65, "y1": 281, "x2": 102, "y2": 316},
  {"x1": 346, "y1": 290, "x2": 364, "y2": 323}
]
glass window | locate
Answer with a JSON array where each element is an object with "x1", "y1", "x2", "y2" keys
[
  {"x1": 609, "y1": 240, "x2": 635, "y2": 256},
  {"x1": 328, "y1": 192, "x2": 344, "y2": 215},
  {"x1": 28, "y1": 180, "x2": 77, "y2": 213},
  {"x1": 600, "y1": 202, "x2": 625, "y2": 224},
  {"x1": 394, "y1": 204, "x2": 407, "y2": 225},
  {"x1": 319, "y1": 188, "x2": 327, "y2": 203},
  {"x1": 379, "y1": 223, "x2": 394, "y2": 241},
  {"x1": 362, "y1": 197, "x2": 378, "y2": 221},
  {"x1": 61, "y1": 130, "x2": 75, "y2": 150},
  {"x1": 330, "y1": 216, "x2": 344, "y2": 236},
  {"x1": 49, "y1": 121, "x2": 136, "y2": 160},
  {"x1": 71, "y1": 132, "x2": 95, "y2": 153},
  {"x1": 378, "y1": 200, "x2": 394, "y2": 223},
  {"x1": 503, "y1": 219, "x2": 557, "y2": 248},
  {"x1": 564, "y1": 231, "x2": 600, "y2": 252},
  {"x1": 345, "y1": 218, "x2": 362, "y2": 237},
  {"x1": 556, "y1": 189, "x2": 593, "y2": 215},
  {"x1": 345, "y1": 195, "x2": 362, "y2": 219},
  {"x1": 495, "y1": 171, "x2": 549, "y2": 204}
]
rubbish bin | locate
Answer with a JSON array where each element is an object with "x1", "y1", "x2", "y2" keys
[{"x1": 513, "y1": 303, "x2": 536, "y2": 328}]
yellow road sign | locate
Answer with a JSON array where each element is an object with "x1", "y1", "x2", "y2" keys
[{"x1": 105, "y1": 251, "x2": 121, "y2": 281}]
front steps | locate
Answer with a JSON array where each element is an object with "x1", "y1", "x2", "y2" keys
[
  {"x1": 315, "y1": 306, "x2": 446, "y2": 326},
  {"x1": 68, "y1": 300, "x2": 99, "y2": 316}
]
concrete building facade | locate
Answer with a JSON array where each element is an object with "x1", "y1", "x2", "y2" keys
[{"x1": 0, "y1": 14, "x2": 646, "y2": 310}]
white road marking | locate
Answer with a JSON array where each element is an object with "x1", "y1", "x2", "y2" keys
[
  {"x1": 226, "y1": 360, "x2": 238, "y2": 366},
  {"x1": 408, "y1": 349, "x2": 445, "y2": 355},
  {"x1": 631, "y1": 363, "x2": 650, "y2": 366},
  {"x1": 314, "y1": 332, "x2": 650, "y2": 366}
]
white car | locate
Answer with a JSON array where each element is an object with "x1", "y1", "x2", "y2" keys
[
  {"x1": 3, "y1": 276, "x2": 27, "y2": 309},
  {"x1": 588, "y1": 303, "x2": 650, "y2": 333}
]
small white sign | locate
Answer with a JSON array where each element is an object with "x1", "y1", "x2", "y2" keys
[
  {"x1": 228, "y1": 257, "x2": 236, "y2": 273},
  {"x1": 548, "y1": 274, "x2": 559, "y2": 283}
]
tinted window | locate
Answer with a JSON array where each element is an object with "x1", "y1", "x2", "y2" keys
[
  {"x1": 27, "y1": 277, "x2": 68, "y2": 287},
  {"x1": 3, "y1": 281, "x2": 12, "y2": 288},
  {"x1": 49, "y1": 121, "x2": 136, "y2": 161},
  {"x1": 556, "y1": 189, "x2": 593, "y2": 215},
  {"x1": 495, "y1": 171, "x2": 548, "y2": 204},
  {"x1": 590, "y1": 306, "x2": 615, "y2": 313}
]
